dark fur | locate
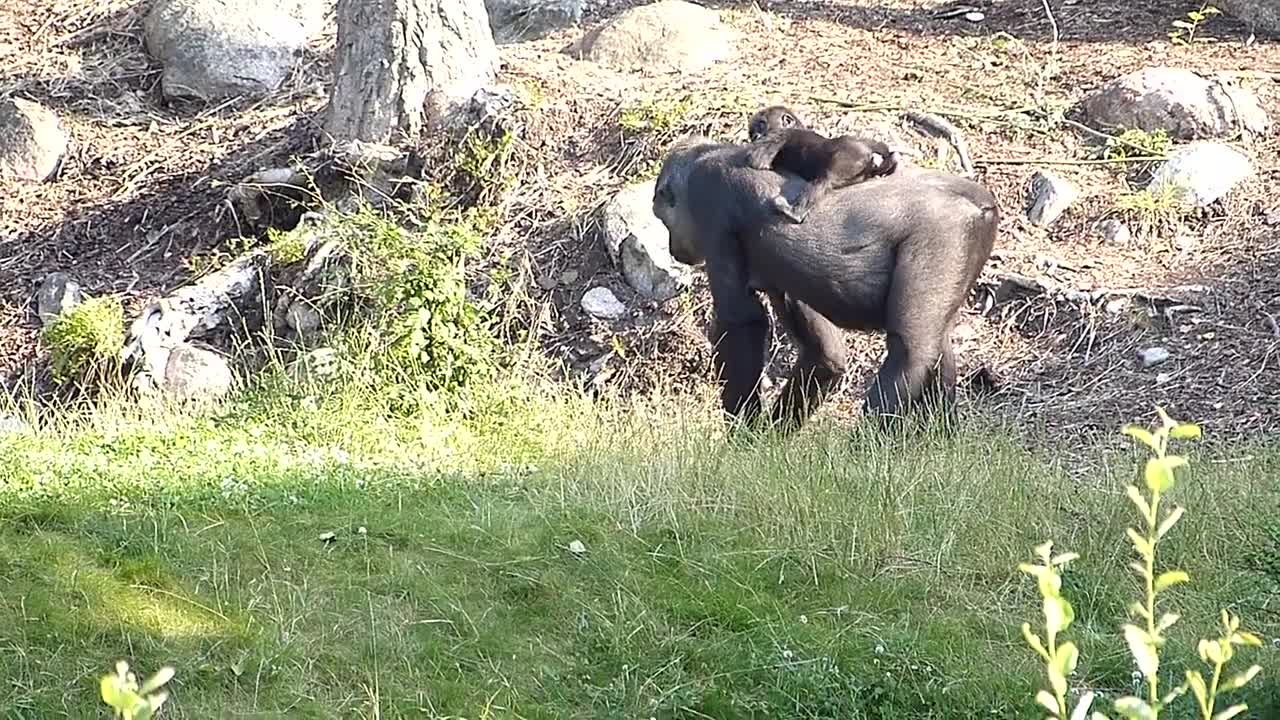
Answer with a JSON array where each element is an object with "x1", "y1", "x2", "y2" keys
[
  {"x1": 652, "y1": 136, "x2": 999, "y2": 432},
  {"x1": 744, "y1": 105, "x2": 898, "y2": 223}
]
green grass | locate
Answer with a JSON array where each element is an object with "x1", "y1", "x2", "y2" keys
[{"x1": 1, "y1": 373, "x2": 1278, "y2": 719}]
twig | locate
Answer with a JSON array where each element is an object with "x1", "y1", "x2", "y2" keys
[
  {"x1": 1040, "y1": 0, "x2": 1060, "y2": 47},
  {"x1": 1263, "y1": 312, "x2": 1280, "y2": 338},
  {"x1": 1058, "y1": 118, "x2": 1169, "y2": 159},
  {"x1": 974, "y1": 155, "x2": 1167, "y2": 167},
  {"x1": 809, "y1": 96, "x2": 1037, "y2": 123}
]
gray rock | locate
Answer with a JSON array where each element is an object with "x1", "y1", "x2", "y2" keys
[
  {"x1": 1217, "y1": 0, "x2": 1280, "y2": 33},
  {"x1": 0, "y1": 413, "x2": 30, "y2": 435},
  {"x1": 0, "y1": 96, "x2": 68, "y2": 182},
  {"x1": 144, "y1": 0, "x2": 323, "y2": 100},
  {"x1": 271, "y1": 221, "x2": 353, "y2": 342},
  {"x1": 1139, "y1": 347, "x2": 1170, "y2": 368},
  {"x1": 487, "y1": 0, "x2": 582, "y2": 43},
  {"x1": 569, "y1": 0, "x2": 739, "y2": 74},
  {"x1": 163, "y1": 343, "x2": 235, "y2": 401},
  {"x1": 1147, "y1": 141, "x2": 1253, "y2": 207},
  {"x1": 1080, "y1": 66, "x2": 1270, "y2": 140},
  {"x1": 1098, "y1": 219, "x2": 1132, "y2": 246},
  {"x1": 601, "y1": 179, "x2": 694, "y2": 301},
  {"x1": 35, "y1": 272, "x2": 84, "y2": 325},
  {"x1": 581, "y1": 287, "x2": 626, "y2": 320},
  {"x1": 285, "y1": 301, "x2": 322, "y2": 337},
  {"x1": 287, "y1": 346, "x2": 339, "y2": 383},
  {"x1": 1105, "y1": 297, "x2": 1131, "y2": 314},
  {"x1": 123, "y1": 250, "x2": 270, "y2": 395},
  {"x1": 1025, "y1": 169, "x2": 1079, "y2": 227}
]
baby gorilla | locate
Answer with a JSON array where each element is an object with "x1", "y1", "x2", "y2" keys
[{"x1": 745, "y1": 105, "x2": 897, "y2": 223}]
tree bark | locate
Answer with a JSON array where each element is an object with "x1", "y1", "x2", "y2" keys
[{"x1": 325, "y1": 0, "x2": 499, "y2": 144}]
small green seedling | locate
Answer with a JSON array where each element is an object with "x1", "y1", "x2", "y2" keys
[
  {"x1": 100, "y1": 661, "x2": 175, "y2": 720},
  {"x1": 1169, "y1": 3, "x2": 1221, "y2": 45},
  {"x1": 1019, "y1": 540, "x2": 1090, "y2": 720}
]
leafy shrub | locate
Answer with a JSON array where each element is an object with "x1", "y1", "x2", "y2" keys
[
  {"x1": 329, "y1": 202, "x2": 501, "y2": 398},
  {"x1": 1019, "y1": 408, "x2": 1264, "y2": 720},
  {"x1": 41, "y1": 295, "x2": 125, "y2": 384}
]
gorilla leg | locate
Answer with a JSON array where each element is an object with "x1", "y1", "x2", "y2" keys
[
  {"x1": 922, "y1": 334, "x2": 960, "y2": 431},
  {"x1": 767, "y1": 292, "x2": 849, "y2": 431},
  {"x1": 862, "y1": 334, "x2": 935, "y2": 421}
]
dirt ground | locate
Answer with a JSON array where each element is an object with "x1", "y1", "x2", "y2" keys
[{"x1": 2, "y1": 0, "x2": 1278, "y2": 439}]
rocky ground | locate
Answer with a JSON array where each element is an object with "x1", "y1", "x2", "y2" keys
[{"x1": 1, "y1": 0, "x2": 1278, "y2": 439}]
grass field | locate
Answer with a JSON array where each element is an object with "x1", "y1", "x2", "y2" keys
[{"x1": 2, "y1": 374, "x2": 1278, "y2": 719}]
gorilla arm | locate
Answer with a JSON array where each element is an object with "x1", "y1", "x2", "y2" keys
[{"x1": 677, "y1": 153, "x2": 776, "y2": 424}]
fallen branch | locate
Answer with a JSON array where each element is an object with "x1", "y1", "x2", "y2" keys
[
  {"x1": 1058, "y1": 117, "x2": 1169, "y2": 160},
  {"x1": 973, "y1": 155, "x2": 1167, "y2": 167},
  {"x1": 902, "y1": 111, "x2": 976, "y2": 177},
  {"x1": 811, "y1": 97, "x2": 1038, "y2": 122},
  {"x1": 979, "y1": 271, "x2": 1213, "y2": 306}
]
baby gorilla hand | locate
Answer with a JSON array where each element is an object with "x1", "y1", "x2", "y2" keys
[
  {"x1": 770, "y1": 194, "x2": 808, "y2": 224},
  {"x1": 745, "y1": 144, "x2": 778, "y2": 171}
]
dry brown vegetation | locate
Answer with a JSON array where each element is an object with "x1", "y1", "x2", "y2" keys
[{"x1": 2, "y1": 0, "x2": 1278, "y2": 438}]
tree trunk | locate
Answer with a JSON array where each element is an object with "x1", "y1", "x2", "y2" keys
[{"x1": 325, "y1": 0, "x2": 499, "y2": 144}]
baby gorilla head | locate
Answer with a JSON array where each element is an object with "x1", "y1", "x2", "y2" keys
[{"x1": 748, "y1": 105, "x2": 805, "y2": 142}]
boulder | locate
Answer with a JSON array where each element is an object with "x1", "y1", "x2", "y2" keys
[
  {"x1": 1079, "y1": 66, "x2": 1270, "y2": 140},
  {"x1": 487, "y1": 0, "x2": 582, "y2": 43},
  {"x1": 569, "y1": 0, "x2": 739, "y2": 74},
  {"x1": 163, "y1": 343, "x2": 235, "y2": 401},
  {"x1": 1217, "y1": 0, "x2": 1280, "y2": 34},
  {"x1": 600, "y1": 179, "x2": 694, "y2": 301},
  {"x1": 0, "y1": 96, "x2": 67, "y2": 182},
  {"x1": 143, "y1": 0, "x2": 326, "y2": 100},
  {"x1": 1147, "y1": 141, "x2": 1253, "y2": 207}
]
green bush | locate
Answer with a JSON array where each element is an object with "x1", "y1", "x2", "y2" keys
[
  {"x1": 329, "y1": 202, "x2": 502, "y2": 399},
  {"x1": 40, "y1": 295, "x2": 125, "y2": 385}
]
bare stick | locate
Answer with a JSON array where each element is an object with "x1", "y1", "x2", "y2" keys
[
  {"x1": 974, "y1": 155, "x2": 1167, "y2": 167},
  {"x1": 902, "y1": 111, "x2": 976, "y2": 177}
]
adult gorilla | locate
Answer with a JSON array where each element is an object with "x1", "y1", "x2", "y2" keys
[{"x1": 651, "y1": 135, "x2": 998, "y2": 432}]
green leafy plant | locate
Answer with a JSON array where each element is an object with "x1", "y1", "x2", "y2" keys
[
  {"x1": 1103, "y1": 128, "x2": 1171, "y2": 161},
  {"x1": 1115, "y1": 181, "x2": 1187, "y2": 242},
  {"x1": 1107, "y1": 408, "x2": 1202, "y2": 718},
  {"x1": 1019, "y1": 409, "x2": 1264, "y2": 720},
  {"x1": 458, "y1": 127, "x2": 517, "y2": 202},
  {"x1": 1169, "y1": 3, "x2": 1221, "y2": 45},
  {"x1": 1020, "y1": 541, "x2": 1090, "y2": 720},
  {"x1": 100, "y1": 661, "x2": 175, "y2": 720},
  {"x1": 265, "y1": 225, "x2": 308, "y2": 265},
  {"x1": 619, "y1": 95, "x2": 693, "y2": 134},
  {"x1": 336, "y1": 202, "x2": 501, "y2": 396},
  {"x1": 41, "y1": 295, "x2": 125, "y2": 384}
]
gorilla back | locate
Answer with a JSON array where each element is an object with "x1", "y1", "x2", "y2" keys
[{"x1": 652, "y1": 136, "x2": 998, "y2": 431}]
